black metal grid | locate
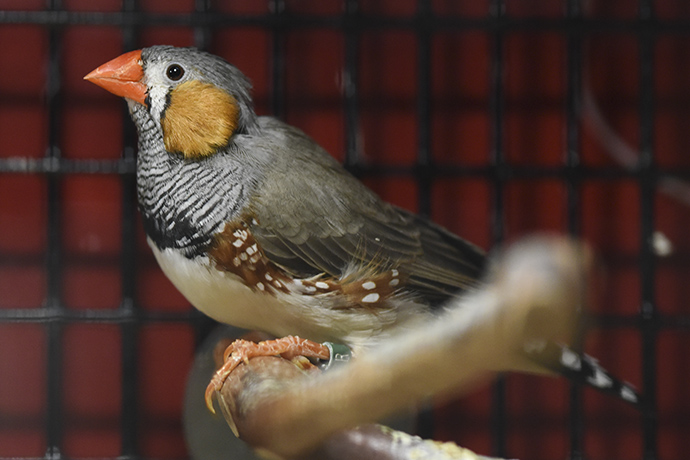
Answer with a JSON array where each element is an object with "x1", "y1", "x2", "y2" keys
[{"x1": 0, "y1": 1, "x2": 687, "y2": 459}]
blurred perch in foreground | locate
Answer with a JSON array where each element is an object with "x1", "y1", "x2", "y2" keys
[{"x1": 214, "y1": 236, "x2": 593, "y2": 459}]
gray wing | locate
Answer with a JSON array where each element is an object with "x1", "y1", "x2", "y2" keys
[{"x1": 243, "y1": 118, "x2": 486, "y2": 305}]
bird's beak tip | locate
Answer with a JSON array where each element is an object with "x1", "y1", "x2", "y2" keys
[{"x1": 84, "y1": 49, "x2": 147, "y2": 105}]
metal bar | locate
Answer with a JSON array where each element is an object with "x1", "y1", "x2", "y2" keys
[
  {"x1": 412, "y1": 0, "x2": 436, "y2": 439},
  {"x1": 488, "y1": 1, "x2": 506, "y2": 241},
  {"x1": 1, "y1": 10, "x2": 690, "y2": 34},
  {"x1": 194, "y1": 0, "x2": 212, "y2": 50},
  {"x1": 119, "y1": 0, "x2": 139, "y2": 457},
  {"x1": 565, "y1": 0, "x2": 585, "y2": 458},
  {"x1": 638, "y1": 1, "x2": 658, "y2": 459},
  {"x1": 0, "y1": 308, "x2": 198, "y2": 323},
  {"x1": 343, "y1": 0, "x2": 361, "y2": 170},
  {"x1": 415, "y1": 0, "x2": 433, "y2": 218},
  {"x1": 565, "y1": 0, "x2": 583, "y2": 235},
  {"x1": 43, "y1": 0, "x2": 64, "y2": 457},
  {"x1": 7, "y1": 157, "x2": 690, "y2": 181},
  {"x1": 597, "y1": 313, "x2": 690, "y2": 330},
  {"x1": 488, "y1": 0, "x2": 507, "y2": 457},
  {"x1": 0, "y1": 157, "x2": 136, "y2": 174},
  {"x1": 270, "y1": 0, "x2": 286, "y2": 119},
  {"x1": 5, "y1": 306, "x2": 687, "y2": 330}
]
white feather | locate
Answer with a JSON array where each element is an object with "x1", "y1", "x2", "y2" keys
[{"x1": 148, "y1": 238, "x2": 427, "y2": 349}]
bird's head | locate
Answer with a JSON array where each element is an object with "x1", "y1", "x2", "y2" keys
[{"x1": 85, "y1": 46, "x2": 257, "y2": 159}]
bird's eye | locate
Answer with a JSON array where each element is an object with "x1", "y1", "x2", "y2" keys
[{"x1": 166, "y1": 64, "x2": 185, "y2": 81}]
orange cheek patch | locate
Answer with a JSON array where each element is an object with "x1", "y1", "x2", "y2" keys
[{"x1": 161, "y1": 80, "x2": 239, "y2": 159}]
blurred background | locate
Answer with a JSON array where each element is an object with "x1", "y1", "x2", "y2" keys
[{"x1": 0, "y1": 1, "x2": 688, "y2": 459}]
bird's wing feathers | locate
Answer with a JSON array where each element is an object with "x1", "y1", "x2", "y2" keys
[
  {"x1": 405, "y1": 212, "x2": 487, "y2": 303},
  {"x1": 237, "y1": 118, "x2": 486, "y2": 304}
]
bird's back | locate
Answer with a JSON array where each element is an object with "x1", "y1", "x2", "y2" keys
[{"x1": 243, "y1": 117, "x2": 487, "y2": 308}]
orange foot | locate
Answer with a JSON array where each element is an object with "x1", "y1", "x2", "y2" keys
[{"x1": 205, "y1": 335, "x2": 330, "y2": 413}]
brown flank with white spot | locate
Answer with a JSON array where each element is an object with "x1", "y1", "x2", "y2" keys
[
  {"x1": 208, "y1": 222, "x2": 291, "y2": 295},
  {"x1": 209, "y1": 222, "x2": 405, "y2": 308}
]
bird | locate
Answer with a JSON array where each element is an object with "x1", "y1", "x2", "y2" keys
[{"x1": 85, "y1": 45, "x2": 639, "y2": 412}]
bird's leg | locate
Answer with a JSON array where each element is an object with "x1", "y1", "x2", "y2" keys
[{"x1": 205, "y1": 336, "x2": 330, "y2": 413}]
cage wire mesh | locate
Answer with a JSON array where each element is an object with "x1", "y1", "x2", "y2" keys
[{"x1": 0, "y1": 1, "x2": 688, "y2": 459}]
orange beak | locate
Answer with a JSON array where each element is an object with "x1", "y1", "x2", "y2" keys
[{"x1": 84, "y1": 49, "x2": 147, "y2": 106}]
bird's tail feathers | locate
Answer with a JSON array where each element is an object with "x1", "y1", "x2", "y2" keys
[{"x1": 523, "y1": 340, "x2": 641, "y2": 407}]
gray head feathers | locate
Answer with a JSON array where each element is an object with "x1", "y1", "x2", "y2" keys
[{"x1": 141, "y1": 45, "x2": 259, "y2": 135}]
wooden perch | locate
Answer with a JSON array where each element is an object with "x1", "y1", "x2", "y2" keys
[{"x1": 215, "y1": 236, "x2": 590, "y2": 459}]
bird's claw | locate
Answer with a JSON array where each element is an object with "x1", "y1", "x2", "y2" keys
[{"x1": 205, "y1": 336, "x2": 331, "y2": 414}]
